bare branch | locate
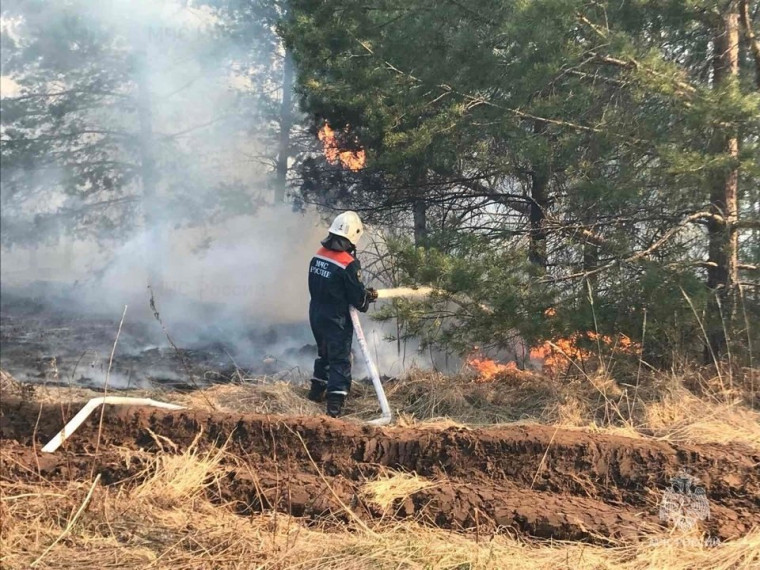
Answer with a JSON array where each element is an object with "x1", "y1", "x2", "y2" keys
[
  {"x1": 589, "y1": 52, "x2": 697, "y2": 97},
  {"x1": 542, "y1": 212, "x2": 721, "y2": 283}
]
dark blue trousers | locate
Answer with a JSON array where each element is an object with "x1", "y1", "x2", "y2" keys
[{"x1": 309, "y1": 303, "x2": 353, "y2": 395}]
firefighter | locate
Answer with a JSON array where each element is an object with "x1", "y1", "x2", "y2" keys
[{"x1": 307, "y1": 211, "x2": 378, "y2": 417}]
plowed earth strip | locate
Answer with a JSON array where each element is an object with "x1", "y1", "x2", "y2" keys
[{"x1": 1, "y1": 400, "x2": 758, "y2": 543}]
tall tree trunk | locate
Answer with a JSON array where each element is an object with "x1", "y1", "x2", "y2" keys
[
  {"x1": 63, "y1": 238, "x2": 74, "y2": 272},
  {"x1": 740, "y1": 0, "x2": 760, "y2": 89},
  {"x1": 275, "y1": 51, "x2": 294, "y2": 204},
  {"x1": 28, "y1": 246, "x2": 38, "y2": 272},
  {"x1": 707, "y1": 2, "x2": 741, "y2": 358},
  {"x1": 582, "y1": 241, "x2": 599, "y2": 277},
  {"x1": 580, "y1": 210, "x2": 599, "y2": 291},
  {"x1": 528, "y1": 169, "x2": 549, "y2": 268},
  {"x1": 137, "y1": 52, "x2": 160, "y2": 287},
  {"x1": 411, "y1": 166, "x2": 428, "y2": 247},
  {"x1": 529, "y1": 122, "x2": 550, "y2": 269},
  {"x1": 413, "y1": 198, "x2": 427, "y2": 247}
]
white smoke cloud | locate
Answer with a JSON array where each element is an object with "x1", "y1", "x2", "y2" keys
[{"x1": 0, "y1": 0, "x2": 436, "y2": 389}]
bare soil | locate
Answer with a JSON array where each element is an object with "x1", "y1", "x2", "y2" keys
[{"x1": 2, "y1": 398, "x2": 757, "y2": 545}]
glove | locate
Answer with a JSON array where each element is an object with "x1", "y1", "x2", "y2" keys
[{"x1": 367, "y1": 287, "x2": 379, "y2": 302}]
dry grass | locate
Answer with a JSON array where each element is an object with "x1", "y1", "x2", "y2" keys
[
  {"x1": 7, "y1": 360, "x2": 758, "y2": 452},
  {"x1": 131, "y1": 429, "x2": 228, "y2": 507},
  {"x1": 360, "y1": 470, "x2": 438, "y2": 511},
  {"x1": 351, "y1": 366, "x2": 760, "y2": 451},
  {"x1": 0, "y1": 369, "x2": 22, "y2": 393},
  {"x1": 1, "y1": 444, "x2": 758, "y2": 570},
  {"x1": 643, "y1": 388, "x2": 760, "y2": 449},
  {"x1": 3, "y1": 365, "x2": 758, "y2": 568},
  {"x1": 13, "y1": 362, "x2": 759, "y2": 451},
  {"x1": 175, "y1": 383, "x2": 320, "y2": 416}
]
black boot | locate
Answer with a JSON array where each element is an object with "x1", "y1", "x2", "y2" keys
[
  {"x1": 307, "y1": 379, "x2": 327, "y2": 403},
  {"x1": 325, "y1": 393, "x2": 345, "y2": 418}
]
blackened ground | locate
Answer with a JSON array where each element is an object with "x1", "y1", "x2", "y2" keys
[{"x1": 0, "y1": 288, "x2": 317, "y2": 390}]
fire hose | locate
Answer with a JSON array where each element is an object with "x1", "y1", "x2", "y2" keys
[
  {"x1": 42, "y1": 397, "x2": 185, "y2": 453},
  {"x1": 349, "y1": 306, "x2": 392, "y2": 426},
  {"x1": 350, "y1": 285, "x2": 464, "y2": 427}
]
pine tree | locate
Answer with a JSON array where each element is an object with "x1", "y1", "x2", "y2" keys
[{"x1": 285, "y1": 0, "x2": 760, "y2": 361}]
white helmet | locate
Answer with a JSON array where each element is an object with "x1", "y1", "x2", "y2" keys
[{"x1": 328, "y1": 211, "x2": 364, "y2": 245}]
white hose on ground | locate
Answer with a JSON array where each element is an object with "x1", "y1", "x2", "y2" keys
[
  {"x1": 41, "y1": 397, "x2": 185, "y2": 453},
  {"x1": 349, "y1": 306, "x2": 392, "y2": 426}
]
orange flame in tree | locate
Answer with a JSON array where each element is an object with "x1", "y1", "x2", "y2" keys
[{"x1": 318, "y1": 124, "x2": 366, "y2": 171}]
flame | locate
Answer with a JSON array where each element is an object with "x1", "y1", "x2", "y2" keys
[
  {"x1": 467, "y1": 353, "x2": 518, "y2": 382},
  {"x1": 468, "y1": 333, "x2": 641, "y2": 382},
  {"x1": 529, "y1": 332, "x2": 641, "y2": 377},
  {"x1": 318, "y1": 124, "x2": 366, "y2": 171}
]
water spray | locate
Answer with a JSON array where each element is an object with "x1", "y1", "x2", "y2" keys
[
  {"x1": 375, "y1": 286, "x2": 493, "y2": 314},
  {"x1": 375, "y1": 286, "x2": 435, "y2": 300}
]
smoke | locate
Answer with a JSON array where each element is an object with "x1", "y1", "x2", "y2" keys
[
  {"x1": 0, "y1": 207, "x2": 435, "y2": 385},
  {"x1": 0, "y1": 0, "x2": 438, "y2": 389},
  {"x1": 2, "y1": 0, "x2": 270, "y2": 234},
  {"x1": 93, "y1": 208, "x2": 322, "y2": 322}
]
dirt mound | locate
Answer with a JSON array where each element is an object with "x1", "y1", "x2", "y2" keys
[{"x1": 2, "y1": 398, "x2": 758, "y2": 543}]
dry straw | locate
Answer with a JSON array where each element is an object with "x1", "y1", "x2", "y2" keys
[
  {"x1": 2, "y1": 445, "x2": 758, "y2": 569},
  {"x1": 2, "y1": 362, "x2": 758, "y2": 568}
]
